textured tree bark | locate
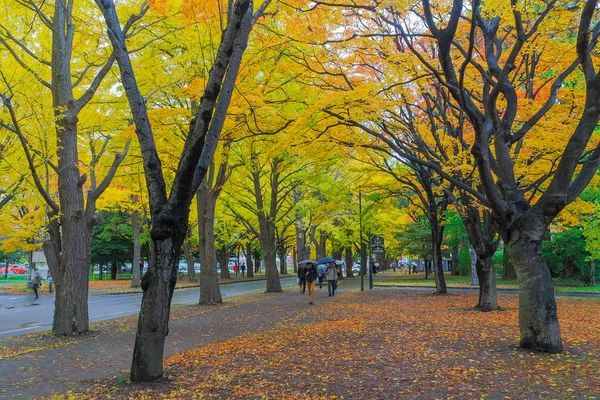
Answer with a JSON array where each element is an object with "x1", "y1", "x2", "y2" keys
[
  {"x1": 450, "y1": 247, "x2": 459, "y2": 275},
  {"x1": 345, "y1": 247, "x2": 354, "y2": 278},
  {"x1": 183, "y1": 235, "x2": 196, "y2": 282},
  {"x1": 131, "y1": 234, "x2": 183, "y2": 382},
  {"x1": 508, "y1": 235, "x2": 562, "y2": 352},
  {"x1": 131, "y1": 210, "x2": 141, "y2": 287},
  {"x1": 295, "y1": 226, "x2": 309, "y2": 261},
  {"x1": 245, "y1": 242, "x2": 254, "y2": 278},
  {"x1": 197, "y1": 190, "x2": 222, "y2": 303},
  {"x1": 278, "y1": 251, "x2": 287, "y2": 275},
  {"x1": 430, "y1": 219, "x2": 447, "y2": 294},
  {"x1": 475, "y1": 255, "x2": 497, "y2": 311},
  {"x1": 218, "y1": 247, "x2": 231, "y2": 279},
  {"x1": 470, "y1": 248, "x2": 479, "y2": 286},
  {"x1": 315, "y1": 230, "x2": 327, "y2": 259}
]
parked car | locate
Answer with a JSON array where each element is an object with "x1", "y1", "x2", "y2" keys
[{"x1": 0, "y1": 264, "x2": 28, "y2": 275}]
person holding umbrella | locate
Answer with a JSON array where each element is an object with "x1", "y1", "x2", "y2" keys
[
  {"x1": 325, "y1": 261, "x2": 340, "y2": 296},
  {"x1": 304, "y1": 262, "x2": 318, "y2": 304},
  {"x1": 298, "y1": 259, "x2": 315, "y2": 294}
]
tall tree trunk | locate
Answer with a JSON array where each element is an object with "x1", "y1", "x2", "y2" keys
[
  {"x1": 254, "y1": 251, "x2": 260, "y2": 273},
  {"x1": 430, "y1": 219, "x2": 447, "y2": 294},
  {"x1": 315, "y1": 230, "x2": 327, "y2": 259},
  {"x1": 475, "y1": 254, "x2": 497, "y2": 311},
  {"x1": 111, "y1": 261, "x2": 117, "y2": 280},
  {"x1": 131, "y1": 210, "x2": 141, "y2": 287},
  {"x1": 263, "y1": 239, "x2": 280, "y2": 291},
  {"x1": 131, "y1": 233, "x2": 184, "y2": 382},
  {"x1": 508, "y1": 226, "x2": 562, "y2": 352},
  {"x1": 278, "y1": 251, "x2": 287, "y2": 275},
  {"x1": 450, "y1": 247, "x2": 459, "y2": 276},
  {"x1": 197, "y1": 190, "x2": 222, "y2": 303},
  {"x1": 470, "y1": 248, "x2": 479, "y2": 286},
  {"x1": 345, "y1": 247, "x2": 354, "y2": 278},
  {"x1": 217, "y1": 247, "x2": 230, "y2": 279},
  {"x1": 245, "y1": 242, "x2": 254, "y2": 278},
  {"x1": 252, "y1": 165, "x2": 281, "y2": 292},
  {"x1": 183, "y1": 234, "x2": 196, "y2": 282},
  {"x1": 295, "y1": 226, "x2": 309, "y2": 261},
  {"x1": 590, "y1": 260, "x2": 595, "y2": 287}
]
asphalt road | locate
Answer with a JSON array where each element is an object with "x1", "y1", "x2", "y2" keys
[{"x1": 0, "y1": 277, "x2": 297, "y2": 339}]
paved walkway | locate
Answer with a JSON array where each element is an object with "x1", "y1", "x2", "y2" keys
[{"x1": 0, "y1": 278, "x2": 360, "y2": 399}]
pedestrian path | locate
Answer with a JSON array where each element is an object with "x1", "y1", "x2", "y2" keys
[{"x1": 0, "y1": 279, "x2": 359, "y2": 399}]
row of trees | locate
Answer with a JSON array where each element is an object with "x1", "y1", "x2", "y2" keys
[{"x1": 2, "y1": 0, "x2": 600, "y2": 385}]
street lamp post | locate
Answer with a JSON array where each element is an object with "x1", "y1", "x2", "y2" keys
[
  {"x1": 369, "y1": 236, "x2": 373, "y2": 289},
  {"x1": 359, "y1": 192, "x2": 364, "y2": 291}
]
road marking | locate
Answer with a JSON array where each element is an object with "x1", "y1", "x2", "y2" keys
[{"x1": 0, "y1": 325, "x2": 42, "y2": 335}]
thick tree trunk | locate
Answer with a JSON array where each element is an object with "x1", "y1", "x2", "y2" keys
[
  {"x1": 507, "y1": 225, "x2": 562, "y2": 353},
  {"x1": 130, "y1": 234, "x2": 183, "y2": 382},
  {"x1": 197, "y1": 190, "x2": 222, "y2": 303},
  {"x1": 475, "y1": 254, "x2": 497, "y2": 311},
  {"x1": 131, "y1": 210, "x2": 141, "y2": 287},
  {"x1": 44, "y1": 209, "x2": 92, "y2": 335},
  {"x1": 263, "y1": 240, "x2": 281, "y2": 292},
  {"x1": 345, "y1": 247, "x2": 354, "y2": 278}
]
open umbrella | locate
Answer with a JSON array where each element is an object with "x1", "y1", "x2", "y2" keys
[
  {"x1": 316, "y1": 256, "x2": 336, "y2": 265},
  {"x1": 299, "y1": 259, "x2": 317, "y2": 265}
]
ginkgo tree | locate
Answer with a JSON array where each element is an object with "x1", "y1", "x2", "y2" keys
[
  {"x1": 390, "y1": 0, "x2": 600, "y2": 352},
  {"x1": 0, "y1": 0, "x2": 136, "y2": 335},
  {"x1": 94, "y1": 0, "x2": 275, "y2": 382}
]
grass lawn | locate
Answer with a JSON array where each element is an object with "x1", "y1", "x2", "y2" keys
[{"x1": 373, "y1": 271, "x2": 600, "y2": 292}]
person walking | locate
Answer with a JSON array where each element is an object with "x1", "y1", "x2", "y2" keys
[
  {"x1": 325, "y1": 261, "x2": 339, "y2": 296},
  {"x1": 30, "y1": 267, "x2": 41, "y2": 299},
  {"x1": 240, "y1": 263, "x2": 246, "y2": 277},
  {"x1": 317, "y1": 263, "x2": 325, "y2": 289},
  {"x1": 304, "y1": 262, "x2": 318, "y2": 304},
  {"x1": 234, "y1": 263, "x2": 239, "y2": 277},
  {"x1": 297, "y1": 264, "x2": 306, "y2": 294}
]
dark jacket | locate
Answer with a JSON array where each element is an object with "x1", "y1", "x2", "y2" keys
[
  {"x1": 305, "y1": 264, "x2": 318, "y2": 282},
  {"x1": 298, "y1": 267, "x2": 306, "y2": 279}
]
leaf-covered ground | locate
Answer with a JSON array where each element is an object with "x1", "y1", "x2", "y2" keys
[{"x1": 41, "y1": 288, "x2": 600, "y2": 399}]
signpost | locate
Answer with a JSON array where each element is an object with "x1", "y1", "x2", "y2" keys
[
  {"x1": 368, "y1": 236, "x2": 385, "y2": 289},
  {"x1": 371, "y1": 245, "x2": 384, "y2": 254}
]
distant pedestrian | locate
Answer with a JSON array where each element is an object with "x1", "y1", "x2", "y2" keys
[
  {"x1": 240, "y1": 263, "x2": 246, "y2": 277},
  {"x1": 234, "y1": 263, "x2": 239, "y2": 277},
  {"x1": 325, "y1": 262, "x2": 339, "y2": 296},
  {"x1": 30, "y1": 267, "x2": 41, "y2": 299},
  {"x1": 304, "y1": 262, "x2": 318, "y2": 304},
  {"x1": 317, "y1": 264, "x2": 325, "y2": 289},
  {"x1": 297, "y1": 264, "x2": 306, "y2": 294}
]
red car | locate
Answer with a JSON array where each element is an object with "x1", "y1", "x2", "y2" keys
[{"x1": 0, "y1": 264, "x2": 28, "y2": 275}]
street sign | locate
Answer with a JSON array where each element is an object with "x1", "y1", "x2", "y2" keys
[
  {"x1": 372, "y1": 245, "x2": 384, "y2": 254},
  {"x1": 371, "y1": 236, "x2": 384, "y2": 246}
]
